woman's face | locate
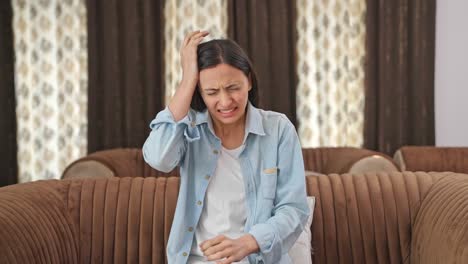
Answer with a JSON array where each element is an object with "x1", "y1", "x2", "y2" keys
[{"x1": 198, "y1": 63, "x2": 251, "y2": 128}]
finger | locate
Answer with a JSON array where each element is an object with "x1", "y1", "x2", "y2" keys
[
  {"x1": 188, "y1": 31, "x2": 209, "y2": 45},
  {"x1": 190, "y1": 35, "x2": 208, "y2": 47},
  {"x1": 183, "y1": 30, "x2": 201, "y2": 47},
  {"x1": 206, "y1": 248, "x2": 231, "y2": 261},
  {"x1": 217, "y1": 256, "x2": 236, "y2": 264},
  {"x1": 203, "y1": 240, "x2": 228, "y2": 256},
  {"x1": 200, "y1": 238, "x2": 221, "y2": 251},
  {"x1": 186, "y1": 30, "x2": 204, "y2": 44},
  {"x1": 200, "y1": 235, "x2": 225, "y2": 251}
]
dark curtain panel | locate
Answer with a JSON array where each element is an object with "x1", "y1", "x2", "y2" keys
[
  {"x1": 87, "y1": 0, "x2": 165, "y2": 153},
  {"x1": 0, "y1": 1, "x2": 18, "y2": 186},
  {"x1": 228, "y1": 0, "x2": 297, "y2": 126},
  {"x1": 364, "y1": 0, "x2": 436, "y2": 155}
]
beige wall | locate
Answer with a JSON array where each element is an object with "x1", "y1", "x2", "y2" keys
[{"x1": 435, "y1": 0, "x2": 468, "y2": 146}]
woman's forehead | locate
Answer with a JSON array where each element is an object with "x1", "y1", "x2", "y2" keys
[{"x1": 199, "y1": 64, "x2": 248, "y2": 87}]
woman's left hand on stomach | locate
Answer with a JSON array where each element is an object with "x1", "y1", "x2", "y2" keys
[{"x1": 200, "y1": 234, "x2": 259, "y2": 263}]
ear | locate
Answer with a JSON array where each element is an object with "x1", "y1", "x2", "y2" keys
[{"x1": 248, "y1": 74, "x2": 252, "y2": 91}]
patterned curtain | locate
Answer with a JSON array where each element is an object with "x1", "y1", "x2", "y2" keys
[
  {"x1": 13, "y1": 0, "x2": 87, "y2": 182},
  {"x1": 164, "y1": 0, "x2": 228, "y2": 104},
  {"x1": 296, "y1": 0, "x2": 366, "y2": 147}
]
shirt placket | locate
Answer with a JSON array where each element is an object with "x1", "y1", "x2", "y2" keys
[
  {"x1": 186, "y1": 140, "x2": 223, "y2": 258},
  {"x1": 239, "y1": 153, "x2": 257, "y2": 232}
]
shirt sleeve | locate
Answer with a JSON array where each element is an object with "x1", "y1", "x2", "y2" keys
[
  {"x1": 248, "y1": 120, "x2": 310, "y2": 263},
  {"x1": 142, "y1": 107, "x2": 201, "y2": 172}
]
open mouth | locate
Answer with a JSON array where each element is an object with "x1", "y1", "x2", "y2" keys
[{"x1": 217, "y1": 107, "x2": 238, "y2": 117}]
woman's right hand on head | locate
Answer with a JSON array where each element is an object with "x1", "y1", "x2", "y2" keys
[
  {"x1": 168, "y1": 30, "x2": 209, "y2": 122},
  {"x1": 180, "y1": 30, "x2": 209, "y2": 88}
]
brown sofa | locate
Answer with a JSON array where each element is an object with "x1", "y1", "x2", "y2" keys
[
  {"x1": 394, "y1": 146, "x2": 468, "y2": 173},
  {"x1": 61, "y1": 148, "x2": 399, "y2": 179},
  {"x1": 2, "y1": 171, "x2": 468, "y2": 263}
]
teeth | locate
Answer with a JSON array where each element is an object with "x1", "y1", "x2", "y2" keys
[{"x1": 219, "y1": 108, "x2": 235, "y2": 113}]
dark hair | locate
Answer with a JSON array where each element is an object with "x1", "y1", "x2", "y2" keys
[{"x1": 190, "y1": 39, "x2": 259, "y2": 111}]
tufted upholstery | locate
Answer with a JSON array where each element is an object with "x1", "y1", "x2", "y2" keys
[
  {"x1": 411, "y1": 173, "x2": 468, "y2": 263},
  {"x1": 0, "y1": 180, "x2": 79, "y2": 263},
  {"x1": 394, "y1": 146, "x2": 468, "y2": 173},
  {"x1": 2, "y1": 172, "x2": 467, "y2": 263},
  {"x1": 62, "y1": 148, "x2": 398, "y2": 179},
  {"x1": 306, "y1": 171, "x2": 450, "y2": 263},
  {"x1": 0, "y1": 176, "x2": 180, "y2": 263}
]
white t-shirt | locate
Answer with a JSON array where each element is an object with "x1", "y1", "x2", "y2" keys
[{"x1": 188, "y1": 145, "x2": 250, "y2": 264}]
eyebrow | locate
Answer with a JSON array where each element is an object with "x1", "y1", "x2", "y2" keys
[
  {"x1": 203, "y1": 88, "x2": 219, "y2": 92},
  {"x1": 203, "y1": 83, "x2": 239, "y2": 91}
]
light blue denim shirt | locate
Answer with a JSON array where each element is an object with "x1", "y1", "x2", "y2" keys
[{"x1": 142, "y1": 102, "x2": 310, "y2": 264}]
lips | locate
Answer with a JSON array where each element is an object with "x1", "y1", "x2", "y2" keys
[{"x1": 217, "y1": 107, "x2": 238, "y2": 118}]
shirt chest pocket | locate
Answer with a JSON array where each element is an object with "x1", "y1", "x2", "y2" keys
[{"x1": 261, "y1": 167, "x2": 278, "y2": 199}]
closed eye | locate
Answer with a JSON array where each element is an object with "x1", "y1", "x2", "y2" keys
[
  {"x1": 204, "y1": 89, "x2": 218, "y2": 95},
  {"x1": 226, "y1": 85, "x2": 240, "y2": 91}
]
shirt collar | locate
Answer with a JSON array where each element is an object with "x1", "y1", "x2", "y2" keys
[
  {"x1": 244, "y1": 101, "x2": 266, "y2": 136},
  {"x1": 194, "y1": 101, "x2": 266, "y2": 138}
]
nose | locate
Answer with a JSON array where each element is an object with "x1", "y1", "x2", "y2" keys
[{"x1": 219, "y1": 90, "x2": 232, "y2": 107}]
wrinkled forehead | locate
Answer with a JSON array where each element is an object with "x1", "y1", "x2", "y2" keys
[{"x1": 199, "y1": 63, "x2": 249, "y2": 89}]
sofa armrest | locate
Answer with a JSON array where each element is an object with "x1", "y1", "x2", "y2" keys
[
  {"x1": 0, "y1": 181, "x2": 78, "y2": 263},
  {"x1": 411, "y1": 173, "x2": 468, "y2": 263}
]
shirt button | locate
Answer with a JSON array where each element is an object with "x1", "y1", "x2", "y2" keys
[
  {"x1": 182, "y1": 252, "x2": 188, "y2": 257},
  {"x1": 190, "y1": 121, "x2": 196, "y2": 127},
  {"x1": 197, "y1": 200, "x2": 202, "y2": 206},
  {"x1": 213, "y1": 149, "x2": 219, "y2": 155},
  {"x1": 188, "y1": 226, "x2": 194, "y2": 232},
  {"x1": 204, "y1": 175, "x2": 210, "y2": 180}
]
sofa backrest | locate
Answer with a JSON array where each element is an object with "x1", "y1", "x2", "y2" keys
[
  {"x1": 61, "y1": 148, "x2": 180, "y2": 179},
  {"x1": 305, "y1": 171, "x2": 445, "y2": 263},
  {"x1": 1, "y1": 172, "x2": 454, "y2": 263},
  {"x1": 62, "y1": 147, "x2": 398, "y2": 179},
  {"x1": 302, "y1": 147, "x2": 399, "y2": 174},
  {"x1": 0, "y1": 176, "x2": 180, "y2": 263},
  {"x1": 394, "y1": 146, "x2": 468, "y2": 173}
]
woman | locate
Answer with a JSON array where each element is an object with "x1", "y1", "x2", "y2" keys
[{"x1": 143, "y1": 31, "x2": 309, "y2": 264}]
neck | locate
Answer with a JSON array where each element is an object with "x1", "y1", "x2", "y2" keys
[
  {"x1": 211, "y1": 113, "x2": 247, "y2": 149},
  {"x1": 212, "y1": 114, "x2": 246, "y2": 138}
]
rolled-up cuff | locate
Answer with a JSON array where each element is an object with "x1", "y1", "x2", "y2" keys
[
  {"x1": 248, "y1": 223, "x2": 284, "y2": 263},
  {"x1": 150, "y1": 107, "x2": 191, "y2": 128},
  {"x1": 149, "y1": 107, "x2": 200, "y2": 142},
  {"x1": 249, "y1": 223, "x2": 274, "y2": 253}
]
